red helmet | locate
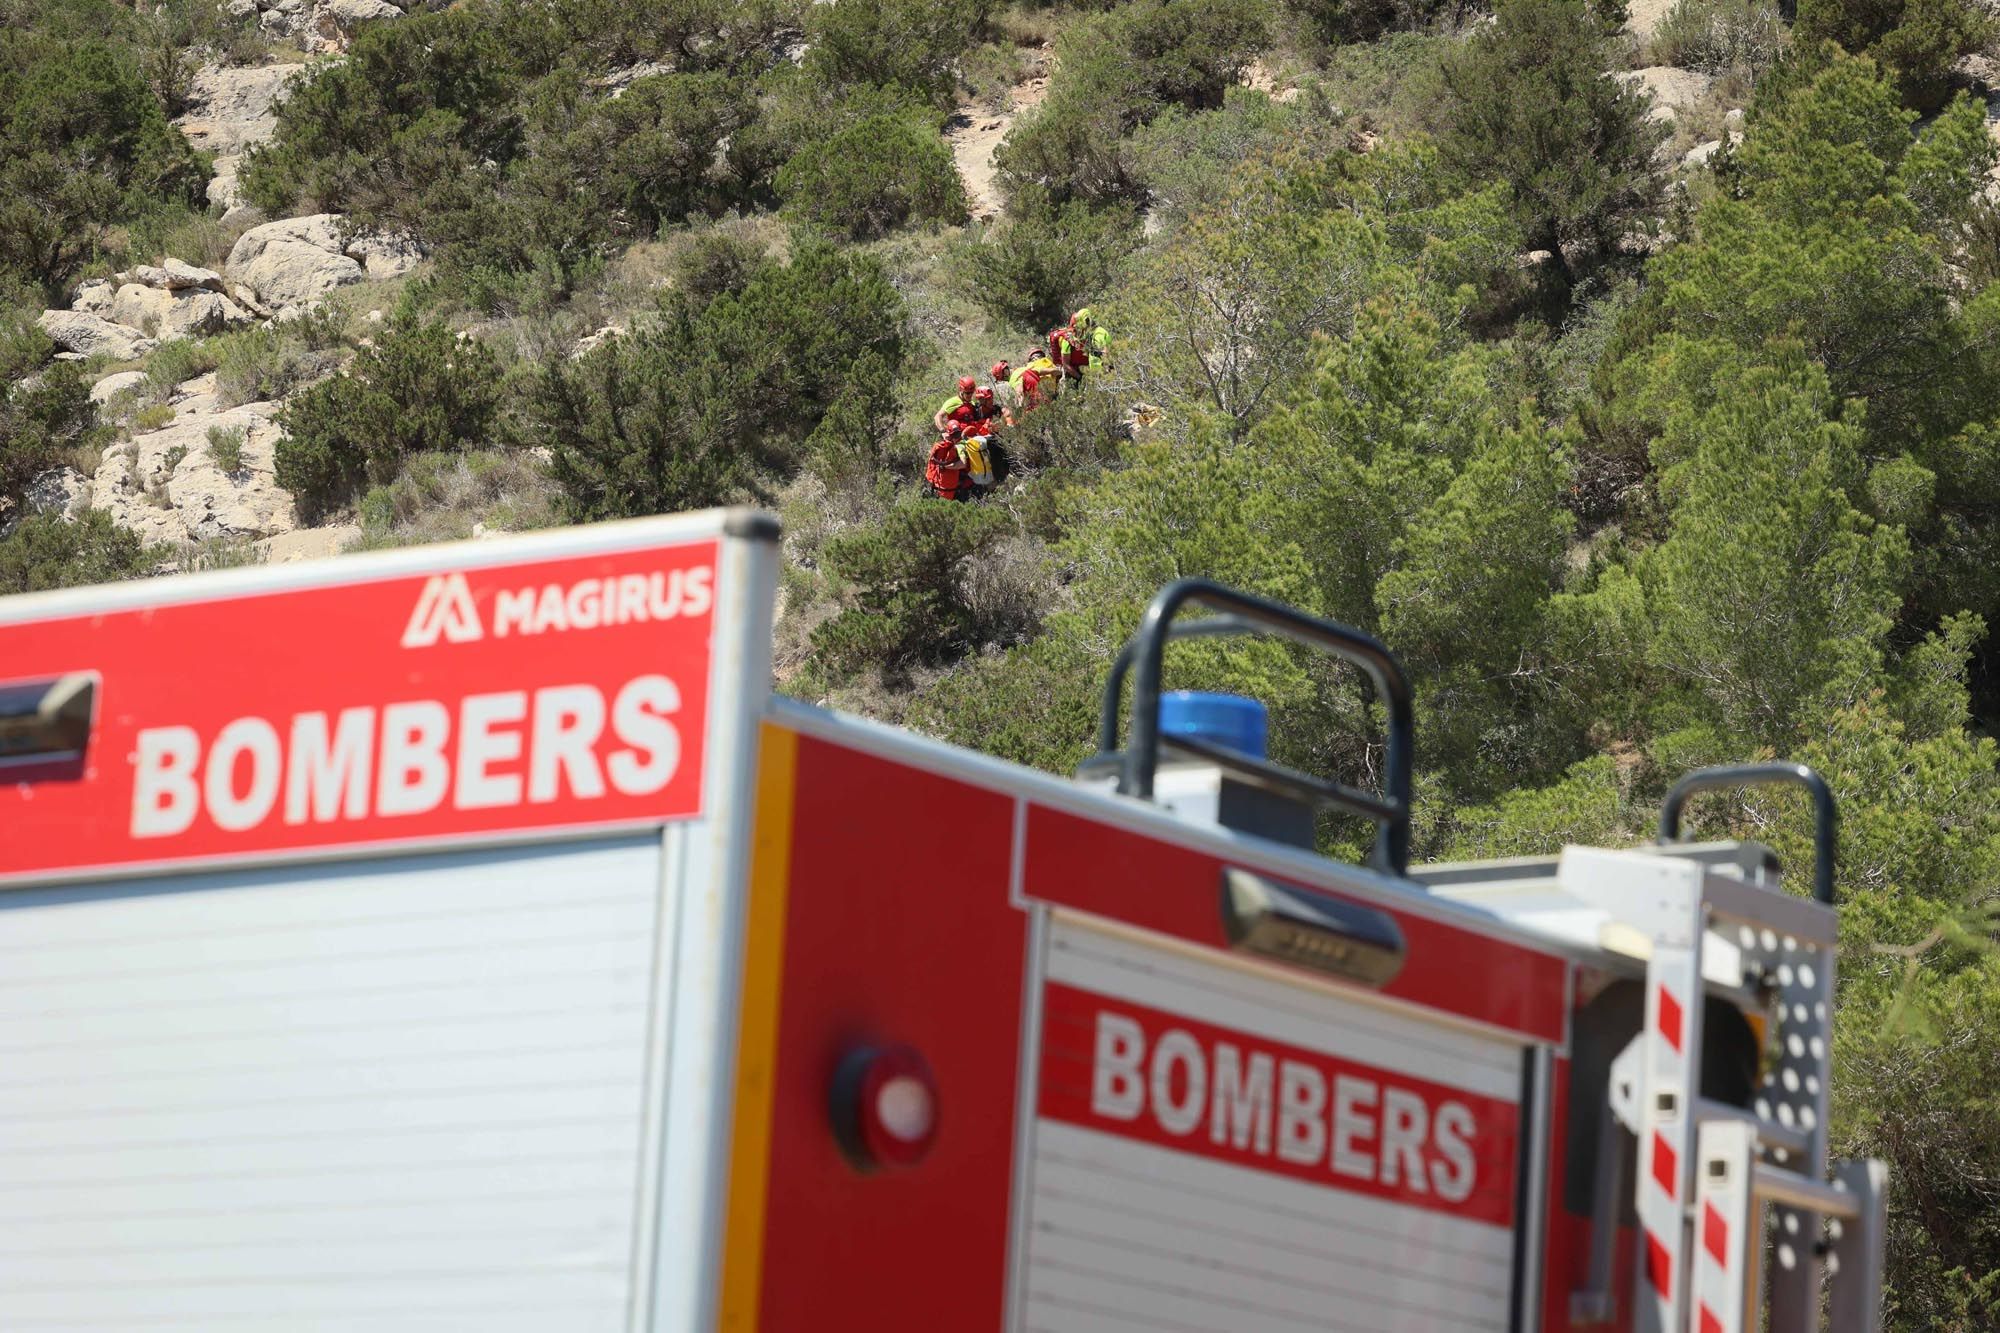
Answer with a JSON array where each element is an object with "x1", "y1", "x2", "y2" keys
[
  {"x1": 957, "y1": 375, "x2": 976, "y2": 396},
  {"x1": 974, "y1": 385, "x2": 995, "y2": 402},
  {"x1": 991, "y1": 360, "x2": 1010, "y2": 380},
  {"x1": 944, "y1": 420, "x2": 965, "y2": 439}
]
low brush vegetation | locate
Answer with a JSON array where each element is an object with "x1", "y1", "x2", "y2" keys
[{"x1": 8, "y1": 0, "x2": 2000, "y2": 1317}]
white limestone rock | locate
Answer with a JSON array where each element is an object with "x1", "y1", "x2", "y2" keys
[
  {"x1": 1618, "y1": 67, "x2": 1715, "y2": 126},
  {"x1": 225, "y1": 214, "x2": 366, "y2": 311},
  {"x1": 109, "y1": 283, "x2": 251, "y2": 342},
  {"x1": 71, "y1": 280, "x2": 117, "y2": 316},
  {"x1": 133, "y1": 259, "x2": 227, "y2": 291},
  {"x1": 36, "y1": 310, "x2": 155, "y2": 360},
  {"x1": 93, "y1": 401, "x2": 296, "y2": 545},
  {"x1": 89, "y1": 370, "x2": 150, "y2": 405},
  {"x1": 343, "y1": 229, "x2": 425, "y2": 280},
  {"x1": 325, "y1": 0, "x2": 403, "y2": 21},
  {"x1": 23, "y1": 467, "x2": 90, "y2": 521},
  {"x1": 174, "y1": 62, "x2": 298, "y2": 156}
]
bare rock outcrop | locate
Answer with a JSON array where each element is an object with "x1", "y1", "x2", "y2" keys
[
  {"x1": 92, "y1": 398, "x2": 295, "y2": 545},
  {"x1": 258, "y1": 525, "x2": 360, "y2": 563},
  {"x1": 0, "y1": 467, "x2": 93, "y2": 538},
  {"x1": 1618, "y1": 67, "x2": 1715, "y2": 125},
  {"x1": 225, "y1": 215, "x2": 366, "y2": 311},
  {"x1": 89, "y1": 371, "x2": 150, "y2": 405},
  {"x1": 71, "y1": 280, "x2": 116, "y2": 316},
  {"x1": 176, "y1": 61, "x2": 305, "y2": 215},
  {"x1": 247, "y1": 0, "x2": 428, "y2": 51},
  {"x1": 37, "y1": 311, "x2": 155, "y2": 361},
  {"x1": 109, "y1": 283, "x2": 253, "y2": 343},
  {"x1": 343, "y1": 230, "x2": 426, "y2": 281},
  {"x1": 136, "y1": 259, "x2": 227, "y2": 292}
]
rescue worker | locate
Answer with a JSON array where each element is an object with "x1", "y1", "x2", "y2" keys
[
  {"x1": 971, "y1": 383, "x2": 1011, "y2": 431},
  {"x1": 1013, "y1": 345, "x2": 1058, "y2": 411},
  {"x1": 1049, "y1": 318, "x2": 1090, "y2": 382},
  {"x1": 925, "y1": 421, "x2": 971, "y2": 501},
  {"x1": 989, "y1": 360, "x2": 1018, "y2": 414},
  {"x1": 934, "y1": 375, "x2": 980, "y2": 435},
  {"x1": 1088, "y1": 322, "x2": 1111, "y2": 373}
]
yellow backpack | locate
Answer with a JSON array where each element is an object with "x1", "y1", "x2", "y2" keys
[{"x1": 961, "y1": 433, "x2": 995, "y2": 488}]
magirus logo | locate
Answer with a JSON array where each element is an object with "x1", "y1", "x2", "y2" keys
[
  {"x1": 401, "y1": 573, "x2": 483, "y2": 647},
  {"x1": 401, "y1": 566, "x2": 714, "y2": 648}
]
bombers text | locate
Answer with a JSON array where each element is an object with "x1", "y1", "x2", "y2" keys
[{"x1": 130, "y1": 675, "x2": 683, "y2": 837}]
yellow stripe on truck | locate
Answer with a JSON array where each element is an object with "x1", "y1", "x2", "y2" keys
[{"x1": 719, "y1": 722, "x2": 799, "y2": 1330}]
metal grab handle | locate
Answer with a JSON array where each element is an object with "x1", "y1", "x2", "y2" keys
[
  {"x1": 1658, "y1": 762, "x2": 1837, "y2": 905},
  {"x1": 1097, "y1": 615, "x2": 1259, "y2": 754},
  {"x1": 1104, "y1": 579, "x2": 1415, "y2": 875}
]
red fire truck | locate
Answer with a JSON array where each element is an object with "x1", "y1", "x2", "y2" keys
[{"x1": 0, "y1": 509, "x2": 1884, "y2": 1332}]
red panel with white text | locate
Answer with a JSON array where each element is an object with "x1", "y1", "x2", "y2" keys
[{"x1": 0, "y1": 538, "x2": 716, "y2": 881}]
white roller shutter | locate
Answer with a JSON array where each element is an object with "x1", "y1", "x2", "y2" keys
[
  {"x1": 1019, "y1": 918, "x2": 1525, "y2": 1333},
  {"x1": 0, "y1": 836, "x2": 664, "y2": 1333}
]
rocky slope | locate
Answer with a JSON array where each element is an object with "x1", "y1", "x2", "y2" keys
[{"x1": 5, "y1": 2, "x2": 1759, "y2": 568}]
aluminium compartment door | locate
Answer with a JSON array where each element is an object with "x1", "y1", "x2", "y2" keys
[{"x1": 0, "y1": 836, "x2": 666, "y2": 1333}]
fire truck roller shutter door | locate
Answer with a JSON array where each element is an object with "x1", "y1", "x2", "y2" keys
[
  {"x1": 1022, "y1": 916, "x2": 1529, "y2": 1333},
  {"x1": 0, "y1": 836, "x2": 667, "y2": 1332}
]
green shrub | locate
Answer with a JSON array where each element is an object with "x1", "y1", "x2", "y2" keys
[
  {"x1": 525, "y1": 234, "x2": 908, "y2": 516},
  {"x1": 1436, "y1": 0, "x2": 1662, "y2": 287},
  {"x1": 414, "y1": 69, "x2": 763, "y2": 304},
  {"x1": 1285, "y1": 0, "x2": 1479, "y2": 45},
  {"x1": 959, "y1": 40, "x2": 1026, "y2": 109},
  {"x1": 206, "y1": 423, "x2": 245, "y2": 473},
  {"x1": 776, "y1": 111, "x2": 968, "y2": 241},
  {"x1": 1314, "y1": 32, "x2": 1454, "y2": 139},
  {"x1": 355, "y1": 447, "x2": 564, "y2": 548},
  {"x1": 239, "y1": 9, "x2": 521, "y2": 219},
  {"x1": 692, "y1": 234, "x2": 907, "y2": 469},
  {"x1": 1128, "y1": 89, "x2": 1356, "y2": 230},
  {"x1": 951, "y1": 187, "x2": 1138, "y2": 331},
  {"x1": 0, "y1": 21, "x2": 210, "y2": 296},
  {"x1": 1001, "y1": 378, "x2": 1129, "y2": 477},
  {"x1": 0, "y1": 295, "x2": 52, "y2": 385},
  {"x1": 529, "y1": 320, "x2": 747, "y2": 522},
  {"x1": 809, "y1": 497, "x2": 1016, "y2": 680},
  {"x1": 584, "y1": 73, "x2": 761, "y2": 233},
  {"x1": 0, "y1": 156, "x2": 122, "y2": 300},
  {"x1": 805, "y1": 0, "x2": 992, "y2": 107},
  {"x1": 215, "y1": 327, "x2": 318, "y2": 407},
  {"x1": 0, "y1": 509, "x2": 159, "y2": 593},
  {"x1": 143, "y1": 337, "x2": 221, "y2": 400},
  {"x1": 670, "y1": 230, "x2": 766, "y2": 306},
  {"x1": 132, "y1": 403, "x2": 175, "y2": 432},
  {"x1": 0, "y1": 362, "x2": 105, "y2": 502},
  {"x1": 1, "y1": 41, "x2": 207, "y2": 202},
  {"x1": 995, "y1": 0, "x2": 1273, "y2": 207},
  {"x1": 1796, "y1": 0, "x2": 1993, "y2": 108},
  {"x1": 276, "y1": 315, "x2": 499, "y2": 522}
]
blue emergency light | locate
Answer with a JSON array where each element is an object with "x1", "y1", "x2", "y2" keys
[{"x1": 1157, "y1": 690, "x2": 1268, "y2": 761}]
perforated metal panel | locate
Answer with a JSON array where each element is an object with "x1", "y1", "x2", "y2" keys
[{"x1": 0, "y1": 837, "x2": 665, "y2": 1333}]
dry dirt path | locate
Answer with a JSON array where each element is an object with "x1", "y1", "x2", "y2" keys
[{"x1": 945, "y1": 50, "x2": 1054, "y2": 222}]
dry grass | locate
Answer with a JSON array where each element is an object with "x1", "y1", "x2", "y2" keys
[{"x1": 353, "y1": 449, "x2": 566, "y2": 550}]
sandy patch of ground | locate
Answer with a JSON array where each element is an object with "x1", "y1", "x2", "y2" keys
[{"x1": 946, "y1": 49, "x2": 1054, "y2": 222}]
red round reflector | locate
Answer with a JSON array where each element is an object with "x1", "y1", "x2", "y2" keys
[{"x1": 831, "y1": 1044, "x2": 939, "y2": 1171}]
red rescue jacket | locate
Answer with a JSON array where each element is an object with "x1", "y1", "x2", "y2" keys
[{"x1": 926, "y1": 439, "x2": 968, "y2": 495}]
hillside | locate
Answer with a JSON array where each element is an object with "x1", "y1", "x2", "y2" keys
[{"x1": 8, "y1": 0, "x2": 2000, "y2": 1319}]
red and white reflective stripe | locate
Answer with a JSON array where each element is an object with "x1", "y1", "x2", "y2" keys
[
  {"x1": 1690, "y1": 1119, "x2": 1755, "y2": 1333},
  {"x1": 1637, "y1": 946, "x2": 1700, "y2": 1333}
]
